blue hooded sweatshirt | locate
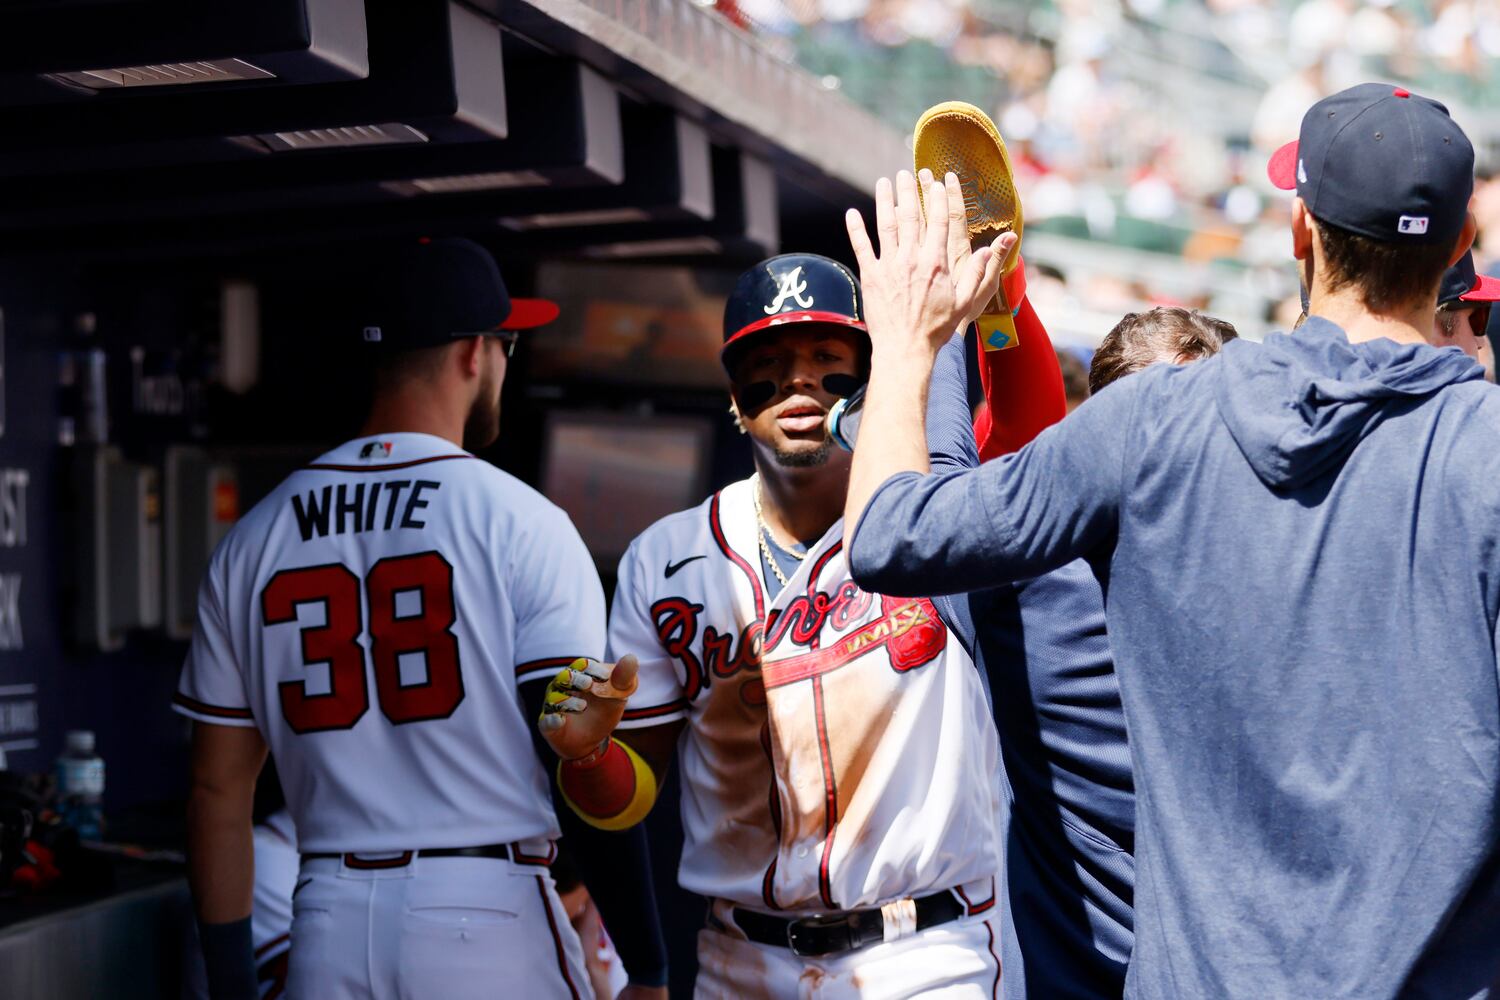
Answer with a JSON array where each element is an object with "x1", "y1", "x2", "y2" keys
[{"x1": 852, "y1": 318, "x2": 1500, "y2": 999}]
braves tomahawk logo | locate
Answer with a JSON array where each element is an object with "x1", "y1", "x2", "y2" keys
[
  {"x1": 878, "y1": 594, "x2": 946, "y2": 672},
  {"x1": 764, "y1": 266, "x2": 815, "y2": 314}
]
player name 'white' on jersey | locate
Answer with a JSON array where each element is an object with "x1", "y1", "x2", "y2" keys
[
  {"x1": 173, "y1": 433, "x2": 605, "y2": 853},
  {"x1": 610, "y1": 477, "x2": 1002, "y2": 913}
]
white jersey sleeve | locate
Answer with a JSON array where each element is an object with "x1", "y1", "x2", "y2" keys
[
  {"x1": 174, "y1": 558, "x2": 256, "y2": 728},
  {"x1": 512, "y1": 504, "x2": 607, "y2": 687},
  {"x1": 610, "y1": 536, "x2": 689, "y2": 730}
]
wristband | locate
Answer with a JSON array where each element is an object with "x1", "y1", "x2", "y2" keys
[
  {"x1": 557, "y1": 737, "x2": 658, "y2": 832},
  {"x1": 566, "y1": 738, "x2": 611, "y2": 766},
  {"x1": 198, "y1": 915, "x2": 257, "y2": 1000}
]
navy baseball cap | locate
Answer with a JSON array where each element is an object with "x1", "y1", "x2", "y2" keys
[
  {"x1": 357, "y1": 237, "x2": 558, "y2": 348},
  {"x1": 722, "y1": 253, "x2": 866, "y2": 375},
  {"x1": 1438, "y1": 251, "x2": 1500, "y2": 307},
  {"x1": 1267, "y1": 83, "x2": 1474, "y2": 245}
]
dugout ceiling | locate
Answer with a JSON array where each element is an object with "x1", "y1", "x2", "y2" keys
[{"x1": 0, "y1": 0, "x2": 904, "y2": 268}]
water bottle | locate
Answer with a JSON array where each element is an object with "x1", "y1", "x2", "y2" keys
[{"x1": 55, "y1": 730, "x2": 105, "y2": 840}]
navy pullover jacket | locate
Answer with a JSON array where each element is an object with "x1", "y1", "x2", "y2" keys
[
  {"x1": 855, "y1": 319, "x2": 1500, "y2": 999},
  {"x1": 926, "y1": 334, "x2": 1134, "y2": 998}
]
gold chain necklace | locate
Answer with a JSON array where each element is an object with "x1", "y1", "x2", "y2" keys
[{"x1": 752, "y1": 474, "x2": 804, "y2": 587}]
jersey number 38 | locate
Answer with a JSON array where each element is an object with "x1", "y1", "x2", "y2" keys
[{"x1": 261, "y1": 551, "x2": 463, "y2": 734}]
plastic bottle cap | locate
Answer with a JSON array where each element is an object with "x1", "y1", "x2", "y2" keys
[{"x1": 65, "y1": 730, "x2": 95, "y2": 755}]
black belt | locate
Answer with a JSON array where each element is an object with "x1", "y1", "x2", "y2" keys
[
  {"x1": 302, "y1": 841, "x2": 554, "y2": 871},
  {"x1": 731, "y1": 889, "x2": 964, "y2": 958}
]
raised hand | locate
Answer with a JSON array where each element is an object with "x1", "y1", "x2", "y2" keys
[
  {"x1": 844, "y1": 170, "x2": 1006, "y2": 361},
  {"x1": 537, "y1": 655, "x2": 639, "y2": 760}
]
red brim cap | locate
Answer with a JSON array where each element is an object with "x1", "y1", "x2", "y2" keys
[
  {"x1": 1267, "y1": 141, "x2": 1299, "y2": 191},
  {"x1": 499, "y1": 297, "x2": 560, "y2": 330},
  {"x1": 1461, "y1": 273, "x2": 1500, "y2": 303}
]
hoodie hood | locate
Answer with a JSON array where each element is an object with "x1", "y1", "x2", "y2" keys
[{"x1": 1215, "y1": 317, "x2": 1483, "y2": 489}]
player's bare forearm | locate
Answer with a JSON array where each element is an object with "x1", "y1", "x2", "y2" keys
[
  {"x1": 840, "y1": 170, "x2": 1006, "y2": 551},
  {"x1": 844, "y1": 346, "x2": 940, "y2": 550},
  {"x1": 186, "y1": 722, "x2": 266, "y2": 923},
  {"x1": 188, "y1": 795, "x2": 254, "y2": 922}
]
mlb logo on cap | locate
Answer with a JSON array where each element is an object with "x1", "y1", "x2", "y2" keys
[{"x1": 1267, "y1": 83, "x2": 1473, "y2": 246}]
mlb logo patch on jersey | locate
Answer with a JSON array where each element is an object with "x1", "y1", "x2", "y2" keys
[
  {"x1": 1398, "y1": 215, "x2": 1430, "y2": 235},
  {"x1": 359, "y1": 441, "x2": 394, "y2": 460}
]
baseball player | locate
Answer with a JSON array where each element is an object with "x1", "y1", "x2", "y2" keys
[
  {"x1": 540, "y1": 252, "x2": 1008, "y2": 998},
  {"x1": 848, "y1": 91, "x2": 1500, "y2": 997},
  {"x1": 175, "y1": 238, "x2": 666, "y2": 1000},
  {"x1": 1429, "y1": 250, "x2": 1499, "y2": 359}
]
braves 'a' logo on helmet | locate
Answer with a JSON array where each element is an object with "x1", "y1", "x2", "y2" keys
[{"x1": 763, "y1": 266, "x2": 815, "y2": 315}]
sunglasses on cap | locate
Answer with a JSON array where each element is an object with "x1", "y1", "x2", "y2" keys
[
  {"x1": 1460, "y1": 303, "x2": 1491, "y2": 341},
  {"x1": 454, "y1": 329, "x2": 521, "y2": 356},
  {"x1": 1475, "y1": 303, "x2": 1491, "y2": 337},
  {"x1": 1440, "y1": 303, "x2": 1491, "y2": 343}
]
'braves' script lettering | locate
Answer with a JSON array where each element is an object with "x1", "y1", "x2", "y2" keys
[
  {"x1": 651, "y1": 596, "x2": 762, "y2": 695},
  {"x1": 650, "y1": 583, "x2": 935, "y2": 698},
  {"x1": 763, "y1": 582, "x2": 871, "y2": 654}
]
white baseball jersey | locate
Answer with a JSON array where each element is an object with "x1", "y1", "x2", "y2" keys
[
  {"x1": 610, "y1": 477, "x2": 1002, "y2": 913},
  {"x1": 173, "y1": 432, "x2": 605, "y2": 853}
]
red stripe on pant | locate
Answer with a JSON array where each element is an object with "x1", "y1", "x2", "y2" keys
[{"x1": 535, "y1": 876, "x2": 581, "y2": 1000}]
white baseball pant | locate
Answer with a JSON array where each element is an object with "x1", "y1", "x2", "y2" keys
[
  {"x1": 694, "y1": 897, "x2": 1002, "y2": 999},
  {"x1": 286, "y1": 850, "x2": 591, "y2": 1000}
]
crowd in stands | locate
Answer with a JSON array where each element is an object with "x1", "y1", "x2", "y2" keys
[{"x1": 711, "y1": 0, "x2": 1500, "y2": 341}]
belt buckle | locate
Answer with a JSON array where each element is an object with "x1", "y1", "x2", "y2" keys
[{"x1": 785, "y1": 912, "x2": 860, "y2": 958}]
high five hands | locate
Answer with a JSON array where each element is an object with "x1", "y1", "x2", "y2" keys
[{"x1": 844, "y1": 169, "x2": 1017, "y2": 358}]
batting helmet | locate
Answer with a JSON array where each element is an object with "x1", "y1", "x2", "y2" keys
[{"x1": 721, "y1": 253, "x2": 866, "y2": 378}]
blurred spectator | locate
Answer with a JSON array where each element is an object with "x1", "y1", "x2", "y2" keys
[
  {"x1": 1056, "y1": 348, "x2": 1092, "y2": 411},
  {"x1": 1253, "y1": 61, "x2": 1326, "y2": 151},
  {"x1": 1272, "y1": 291, "x2": 1307, "y2": 330},
  {"x1": 727, "y1": 0, "x2": 1500, "y2": 341}
]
